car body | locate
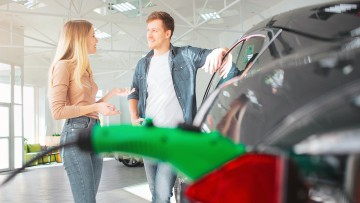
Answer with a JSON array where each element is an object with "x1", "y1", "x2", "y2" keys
[{"x1": 188, "y1": 1, "x2": 360, "y2": 202}]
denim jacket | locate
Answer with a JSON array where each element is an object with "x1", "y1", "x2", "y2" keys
[{"x1": 128, "y1": 44, "x2": 212, "y2": 124}]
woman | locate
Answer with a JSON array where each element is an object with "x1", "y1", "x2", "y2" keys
[{"x1": 48, "y1": 20, "x2": 132, "y2": 203}]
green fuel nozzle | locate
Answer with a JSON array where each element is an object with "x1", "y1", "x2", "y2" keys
[{"x1": 78, "y1": 122, "x2": 246, "y2": 181}]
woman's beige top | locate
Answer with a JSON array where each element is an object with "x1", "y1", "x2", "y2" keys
[{"x1": 49, "y1": 60, "x2": 99, "y2": 120}]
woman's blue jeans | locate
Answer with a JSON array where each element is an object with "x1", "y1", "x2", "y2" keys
[
  {"x1": 143, "y1": 158, "x2": 177, "y2": 203},
  {"x1": 60, "y1": 116, "x2": 103, "y2": 203}
]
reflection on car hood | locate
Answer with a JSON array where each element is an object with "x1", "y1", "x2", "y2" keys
[{"x1": 247, "y1": 0, "x2": 360, "y2": 40}]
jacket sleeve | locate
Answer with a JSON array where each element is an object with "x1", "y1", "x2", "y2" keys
[
  {"x1": 186, "y1": 46, "x2": 213, "y2": 69},
  {"x1": 127, "y1": 61, "x2": 140, "y2": 101}
]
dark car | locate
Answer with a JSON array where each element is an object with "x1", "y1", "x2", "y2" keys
[
  {"x1": 184, "y1": 1, "x2": 360, "y2": 202},
  {"x1": 4, "y1": 3, "x2": 360, "y2": 202}
]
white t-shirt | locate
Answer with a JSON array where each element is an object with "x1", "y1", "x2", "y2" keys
[{"x1": 145, "y1": 51, "x2": 184, "y2": 127}]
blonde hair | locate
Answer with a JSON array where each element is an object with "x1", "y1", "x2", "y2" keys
[{"x1": 49, "y1": 20, "x2": 93, "y2": 90}]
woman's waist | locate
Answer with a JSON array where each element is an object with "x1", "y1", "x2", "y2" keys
[
  {"x1": 65, "y1": 116, "x2": 100, "y2": 126},
  {"x1": 65, "y1": 100, "x2": 99, "y2": 120}
]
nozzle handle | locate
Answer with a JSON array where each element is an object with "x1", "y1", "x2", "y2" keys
[{"x1": 90, "y1": 124, "x2": 246, "y2": 181}]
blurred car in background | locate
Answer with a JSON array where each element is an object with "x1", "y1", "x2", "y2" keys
[
  {"x1": 114, "y1": 153, "x2": 143, "y2": 167},
  {"x1": 179, "y1": 1, "x2": 360, "y2": 202}
]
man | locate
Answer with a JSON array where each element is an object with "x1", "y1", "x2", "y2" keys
[{"x1": 128, "y1": 11, "x2": 231, "y2": 203}]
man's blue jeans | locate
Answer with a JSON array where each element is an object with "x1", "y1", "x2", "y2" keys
[
  {"x1": 143, "y1": 158, "x2": 177, "y2": 203},
  {"x1": 60, "y1": 116, "x2": 103, "y2": 203}
]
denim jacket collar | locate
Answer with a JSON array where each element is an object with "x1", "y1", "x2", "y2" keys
[{"x1": 144, "y1": 43, "x2": 177, "y2": 59}]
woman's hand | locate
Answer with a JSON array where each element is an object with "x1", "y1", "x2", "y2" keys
[
  {"x1": 96, "y1": 102, "x2": 120, "y2": 116},
  {"x1": 98, "y1": 87, "x2": 135, "y2": 103}
]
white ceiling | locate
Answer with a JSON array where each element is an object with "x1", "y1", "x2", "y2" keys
[{"x1": 0, "y1": 0, "x2": 332, "y2": 89}]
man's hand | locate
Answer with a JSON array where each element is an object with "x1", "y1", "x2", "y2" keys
[
  {"x1": 131, "y1": 117, "x2": 145, "y2": 126},
  {"x1": 219, "y1": 52, "x2": 232, "y2": 78},
  {"x1": 202, "y1": 48, "x2": 232, "y2": 78}
]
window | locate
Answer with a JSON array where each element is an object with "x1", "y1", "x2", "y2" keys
[
  {"x1": 202, "y1": 35, "x2": 266, "y2": 102},
  {"x1": 23, "y1": 86, "x2": 35, "y2": 143},
  {"x1": 14, "y1": 66, "x2": 22, "y2": 104},
  {"x1": 14, "y1": 105, "x2": 23, "y2": 168},
  {"x1": 0, "y1": 63, "x2": 11, "y2": 103},
  {"x1": 0, "y1": 63, "x2": 24, "y2": 170}
]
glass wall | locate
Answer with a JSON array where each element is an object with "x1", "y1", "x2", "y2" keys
[
  {"x1": 23, "y1": 86, "x2": 35, "y2": 143},
  {"x1": 0, "y1": 63, "x2": 11, "y2": 171},
  {"x1": 0, "y1": 106, "x2": 10, "y2": 170},
  {"x1": 0, "y1": 63, "x2": 11, "y2": 103},
  {"x1": 0, "y1": 63, "x2": 24, "y2": 171},
  {"x1": 14, "y1": 66, "x2": 23, "y2": 169}
]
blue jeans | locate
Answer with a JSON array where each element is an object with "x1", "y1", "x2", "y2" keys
[
  {"x1": 60, "y1": 116, "x2": 103, "y2": 203},
  {"x1": 143, "y1": 158, "x2": 177, "y2": 203}
]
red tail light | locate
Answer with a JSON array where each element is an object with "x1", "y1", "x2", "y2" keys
[{"x1": 186, "y1": 153, "x2": 286, "y2": 203}]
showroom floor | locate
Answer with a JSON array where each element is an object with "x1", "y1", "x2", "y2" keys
[{"x1": 0, "y1": 159, "x2": 175, "y2": 203}]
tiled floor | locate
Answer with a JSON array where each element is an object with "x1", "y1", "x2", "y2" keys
[{"x1": 0, "y1": 159, "x2": 153, "y2": 203}]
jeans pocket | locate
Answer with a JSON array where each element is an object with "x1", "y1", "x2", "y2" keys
[
  {"x1": 72, "y1": 123, "x2": 88, "y2": 129},
  {"x1": 70, "y1": 128, "x2": 90, "y2": 140},
  {"x1": 71, "y1": 117, "x2": 90, "y2": 129}
]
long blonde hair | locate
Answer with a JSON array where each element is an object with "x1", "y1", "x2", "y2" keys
[{"x1": 49, "y1": 20, "x2": 93, "y2": 90}]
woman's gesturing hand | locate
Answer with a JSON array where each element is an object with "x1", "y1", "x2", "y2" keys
[{"x1": 97, "y1": 102, "x2": 120, "y2": 116}]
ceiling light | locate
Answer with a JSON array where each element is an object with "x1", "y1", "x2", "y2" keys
[
  {"x1": 200, "y1": 12, "x2": 221, "y2": 21},
  {"x1": 24, "y1": 2, "x2": 45, "y2": 9},
  {"x1": 95, "y1": 29, "x2": 111, "y2": 39},
  {"x1": 144, "y1": 1, "x2": 155, "y2": 8},
  {"x1": 112, "y1": 2, "x2": 136, "y2": 12},
  {"x1": 12, "y1": 0, "x2": 46, "y2": 9},
  {"x1": 93, "y1": 0, "x2": 154, "y2": 17},
  {"x1": 94, "y1": 7, "x2": 107, "y2": 15},
  {"x1": 324, "y1": 4, "x2": 357, "y2": 13}
]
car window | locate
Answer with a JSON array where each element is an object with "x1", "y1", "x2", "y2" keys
[
  {"x1": 248, "y1": 29, "x2": 328, "y2": 75},
  {"x1": 200, "y1": 81, "x2": 250, "y2": 144},
  {"x1": 202, "y1": 35, "x2": 266, "y2": 103}
]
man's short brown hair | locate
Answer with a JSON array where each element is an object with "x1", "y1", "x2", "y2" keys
[{"x1": 147, "y1": 11, "x2": 175, "y2": 38}]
